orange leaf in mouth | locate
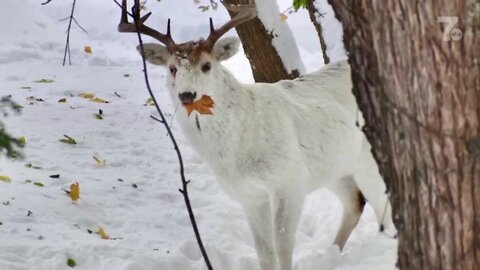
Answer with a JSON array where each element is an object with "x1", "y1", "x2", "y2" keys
[{"x1": 183, "y1": 95, "x2": 215, "y2": 117}]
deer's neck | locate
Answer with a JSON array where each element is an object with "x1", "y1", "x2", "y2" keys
[
  {"x1": 211, "y1": 69, "x2": 250, "y2": 113},
  {"x1": 178, "y1": 68, "x2": 252, "y2": 174}
]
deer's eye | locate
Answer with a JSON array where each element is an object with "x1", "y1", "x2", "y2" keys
[
  {"x1": 169, "y1": 65, "x2": 177, "y2": 76},
  {"x1": 201, "y1": 62, "x2": 211, "y2": 73}
]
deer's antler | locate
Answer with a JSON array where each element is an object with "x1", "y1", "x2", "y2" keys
[
  {"x1": 203, "y1": 1, "x2": 257, "y2": 52},
  {"x1": 117, "y1": 0, "x2": 177, "y2": 52}
]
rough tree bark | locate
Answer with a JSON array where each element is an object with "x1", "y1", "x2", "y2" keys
[
  {"x1": 328, "y1": 1, "x2": 480, "y2": 269},
  {"x1": 223, "y1": 0, "x2": 301, "y2": 83}
]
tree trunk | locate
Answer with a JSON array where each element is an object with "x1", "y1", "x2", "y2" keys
[
  {"x1": 328, "y1": 1, "x2": 480, "y2": 269},
  {"x1": 223, "y1": 0, "x2": 302, "y2": 83}
]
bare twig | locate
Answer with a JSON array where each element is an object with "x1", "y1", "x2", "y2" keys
[
  {"x1": 116, "y1": 1, "x2": 213, "y2": 268},
  {"x1": 150, "y1": 115, "x2": 165, "y2": 124},
  {"x1": 62, "y1": 0, "x2": 76, "y2": 66},
  {"x1": 306, "y1": 0, "x2": 330, "y2": 64},
  {"x1": 41, "y1": 0, "x2": 53, "y2": 5},
  {"x1": 72, "y1": 17, "x2": 88, "y2": 33},
  {"x1": 62, "y1": 0, "x2": 87, "y2": 66}
]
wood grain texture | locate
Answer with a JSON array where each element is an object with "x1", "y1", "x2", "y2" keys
[{"x1": 327, "y1": 1, "x2": 480, "y2": 269}]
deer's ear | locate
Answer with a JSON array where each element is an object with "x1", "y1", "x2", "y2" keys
[
  {"x1": 212, "y1": 37, "x2": 240, "y2": 61},
  {"x1": 136, "y1": 43, "x2": 170, "y2": 66}
]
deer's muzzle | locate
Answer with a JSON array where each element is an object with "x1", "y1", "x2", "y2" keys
[{"x1": 178, "y1": 91, "x2": 197, "y2": 105}]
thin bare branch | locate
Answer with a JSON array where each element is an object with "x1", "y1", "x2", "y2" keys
[
  {"x1": 117, "y1": 2, "x2": 214, "y2": 268},
  {"x1": 73, "y1": 17, "x2": 88, "y2": 33},
  {"x1": 62, "y1": 0, "x2": 76, "y2": 66},
  {"x1": 41, "y1": 0, "x2": 53, "y2": 5},
  {"x1": 150, "y1": 115, "x2": 165, "y2": 124},
  {"x1": 306, "y1": 0, "x2": 329, "y2": 64}
]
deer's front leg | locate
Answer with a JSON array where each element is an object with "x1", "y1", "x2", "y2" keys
[
  {"x1": 271, "y1": 190, "x2": 304, "y2": 270},
  {"x1": 243, "y1": 201, "x2": 276, "y2": 270}
]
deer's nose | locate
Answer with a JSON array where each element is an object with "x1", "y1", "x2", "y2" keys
[{"x1": 178, "y1": 91, "x2": 197, "y2": 105}]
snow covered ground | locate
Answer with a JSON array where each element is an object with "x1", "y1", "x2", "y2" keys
[{"x1": 0, "y1": 0, "x2": 396, "y2": 269}]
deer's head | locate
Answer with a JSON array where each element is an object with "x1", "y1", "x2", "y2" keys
[{"x1": 118, "y1": 0, "x2": 256, "y2": 105}]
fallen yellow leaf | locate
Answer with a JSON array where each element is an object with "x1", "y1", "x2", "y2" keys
[
  {"x1": 70, "y1": 182, "x2": 80, "y2": 202},
  {"x1": 79, "y1": 93, "x2": 95, "y2": 99},
  {"x1": 0, "y1": 175, "x2": 11, "y2": 183},
  {"x1": 18, "y1": 136, "x2": 26, "y2": 146},
  {"x1": 91, "y1": 97, "x2": 109, "y2": 103},
  {"x1": 98, "y1": 227, "x2": 110, "y2": 239},
  {"x1": 78, "y1": 93, "x2": 109, "y2": 103}
]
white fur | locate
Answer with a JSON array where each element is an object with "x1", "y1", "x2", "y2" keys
[{"x1": 140, "y1": 38, "x2": 393, "y2": 270}]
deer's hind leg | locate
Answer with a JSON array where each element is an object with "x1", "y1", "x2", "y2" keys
[
  {"x1": 352, "y1": 144, "x2": 393, "y2": 231},
  {"x1": 329, "y1": 175, "x2": 366, "y2": 250}
]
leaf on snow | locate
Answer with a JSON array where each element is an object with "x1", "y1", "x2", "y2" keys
[
  {"x1": 143, "y1": 97, "x2": 155, "y2": 106},
  {"x1": 67, "y1": 258, "x2": 76, "y2": 268},
  {"x1": 198, "y1": 5, "x2": 209, "y2": 12},
  {"x1": 70, "y1": 182, "x2": 80, "y2": 202},
  {"x1": 92, "y1": 97, "x2": 109, "y2": 103},
  {"x1": 49, "y1": 174, "x2": 60, "y2": 178},
  {"x1": 78, "y1": 93, "x2": 109, "y2": 103},
  {"x1": 59, "y1": 135, "x2": 77, "y2": 145},
  {"x1": 184, "y1": 95, "x2": 215, "y2": 117},
  {"x1": 33, "y1": 79, "x2": 55, "y2": 83},
  {"x1": 84, "y1": 46, "x2": 93, "y2": 54},
  {"x1": 93, "y1": 156, "x2": 106, "y2": 167},
  {"x1": 27, "y1": 96, "x2": 45, "y2": 102},
  {"x1": 33, "y1": 181, "x2": 44, "y2": 187},
  {"x1": 25, "y1": 163, "x2": 42, "y2": 169},
  {"x1": 79, "y1": 92, "x2": 95, "y2": 99},
  {"x1": 94, "y1": 109, "x2": 104, "y2": 119},
  {"x1": 97, "y1": 227, "x2": 110, "y2": 239},
  {"x1": 0, "y1": 175, "x2": 11, "y2": 183},
  {"x1": 18, "y1": 136, "x2": 26, "y2": 146},
  {"x1": 58, "y1": 98, "x2": 67, "y2": 103}
]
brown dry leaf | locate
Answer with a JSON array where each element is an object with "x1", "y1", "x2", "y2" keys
[
  {"x1": 184, "y1": 95, "x2": 215, "y2": 117},
  {"x1": 98, "y1": 227, "x2": 110, "y2": 239},
  {"x1": 84, "y1": 46, "x2": 93, "y2": 54},
  {"x1": 279, "y1": 13, "x2": 288, "y2": 22},
  {"x1": 70, "y1": 182, "x2": 80, "y2": 202}
]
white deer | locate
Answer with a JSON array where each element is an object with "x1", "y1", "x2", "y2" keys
[{"x1": 118, "y1": 1, "x2": 392, "y2": 269}]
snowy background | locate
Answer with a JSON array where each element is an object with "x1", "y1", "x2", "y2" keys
[{"x1": 0, "y1": 0, "x2": 396, "y2": 269}]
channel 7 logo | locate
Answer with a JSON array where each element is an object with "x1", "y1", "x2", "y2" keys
[{"x1": 438, "y1": 16, "x2": 463, "y2": 41}]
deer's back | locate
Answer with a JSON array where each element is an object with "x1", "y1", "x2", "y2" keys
[{"x1": 244, "y1": 61, "x2": 363, "y2": 190}]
